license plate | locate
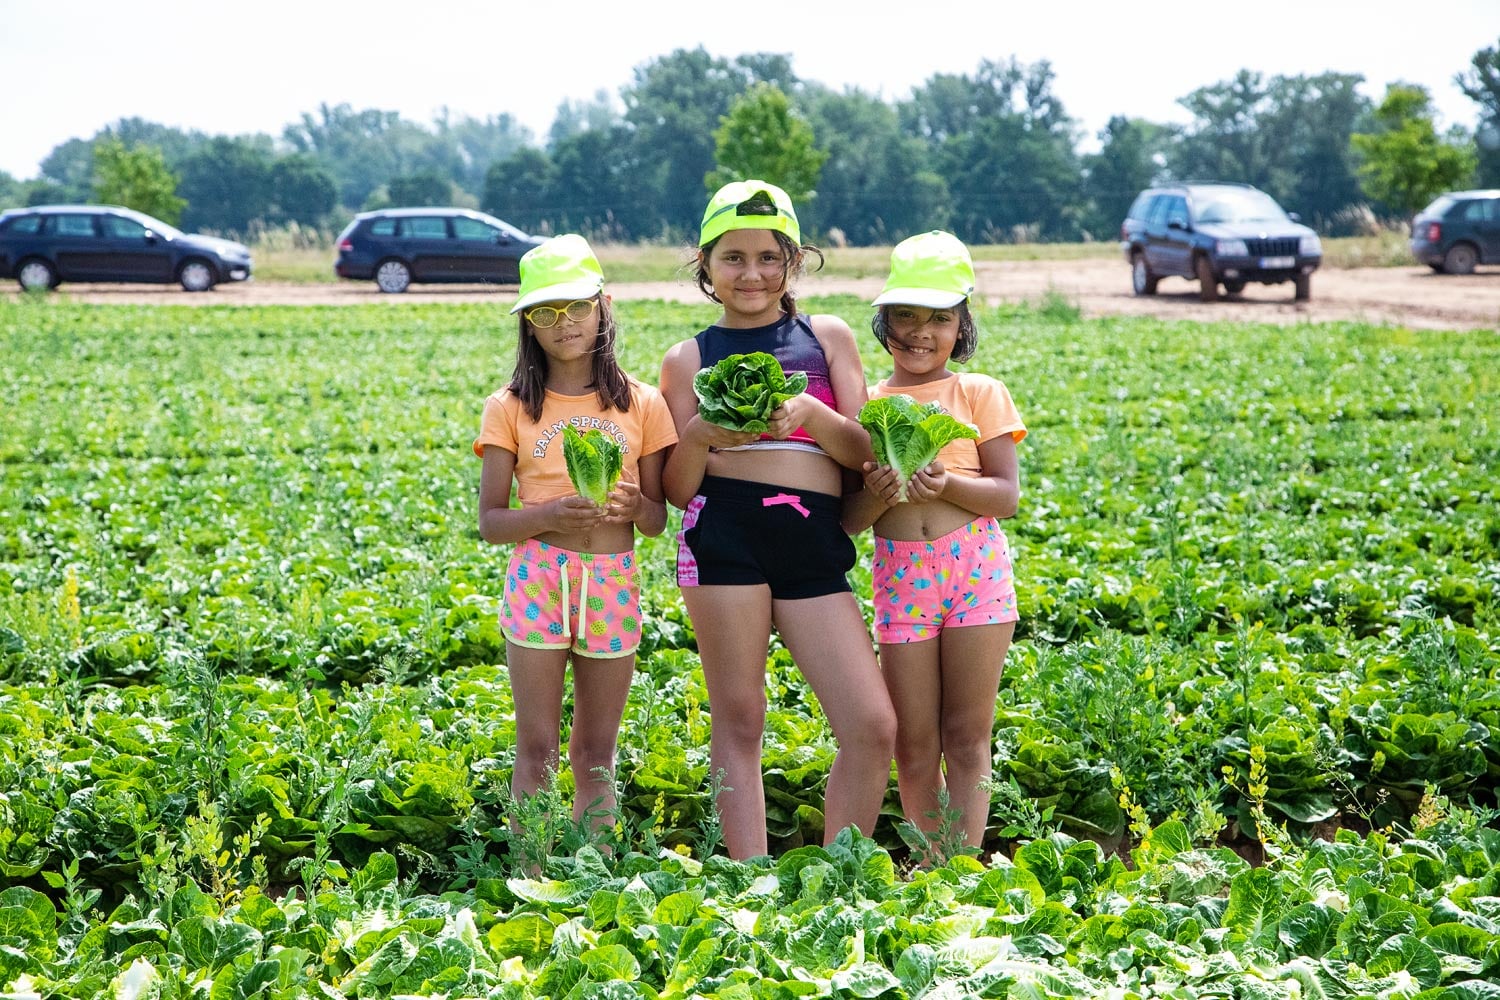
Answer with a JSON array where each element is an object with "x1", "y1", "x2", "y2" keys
[{"x1": 1260, "y1": 256, "x2": 1295, "y2": 269}]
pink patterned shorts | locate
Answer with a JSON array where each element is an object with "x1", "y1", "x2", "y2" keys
[
  {"x1": 500, "y1": 539, "x2": 642, "y2": 658},
  {"x1": 872, "y1": 517, "x2": 1018, "y2": 644}
]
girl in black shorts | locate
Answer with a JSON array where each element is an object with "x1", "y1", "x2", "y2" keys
[{"x1": 659, "y1": 180, "x2": 896, "y2": 859}]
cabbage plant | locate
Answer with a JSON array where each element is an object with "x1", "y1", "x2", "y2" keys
[
  {"x1": 859, "y1": 394, "x2": 978, "y2": 501},
  {"x1": 562, "y1": 425, "x2": 624, "y2": 506},
  {"x1": 693, "y1": 351, "x2": 808, "y2": 432}
]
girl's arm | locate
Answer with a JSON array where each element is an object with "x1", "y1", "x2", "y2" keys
[
  {"x1": 604, "y1": 448, "x2": 669, "y2": 537},
  {"x1": 908, "y1": 435, "x2": 1020, "y2": 519},
  {"x1": 765, "y1": 316, "x2": 874, "y2": 470},
  {"x1": 841, "y1": 462, "x2": 903, "y2": 534},
  {"x1": 478, "y1": 445, "x2": 605, "y2": 544},
  {"x1": 659, "y1": 339, "x2": 758, "y2": 510}
]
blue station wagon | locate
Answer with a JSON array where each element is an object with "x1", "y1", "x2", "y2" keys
[
  {"x1": 0, "y1": 205, "x2": 252, "y2": 292},
  {"x1": 335, "y1": 208, "x2": 542, "y2": 293}
]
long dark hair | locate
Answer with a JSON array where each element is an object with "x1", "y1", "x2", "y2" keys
[
  {"x1": 870, "y1": 301, "x2": 979, "y2": 364},
  {"x1": 506, "y1": 295, "x2": 631, "y2": 422},
  {"x1": 694, "y1": 194, "x2": 824, "y2": 318}
]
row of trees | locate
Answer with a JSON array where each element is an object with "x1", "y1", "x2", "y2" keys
[{"x1": 4, "y1": 43, "x2": 1498, "y2": 245}]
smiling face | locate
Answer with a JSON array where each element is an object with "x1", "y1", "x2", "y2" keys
[
  {"x1": 702, "y1": 229, "x2": 795, "y2": 325},
  {"x1": 883, "y1": 303, "x2": 961, "y2": 384}
]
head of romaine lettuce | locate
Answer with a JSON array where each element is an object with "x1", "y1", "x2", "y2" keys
[
  {"x1": 562, "y1": 425, "x2": 624, "y2": 506},
  {"x1": 858, "y1": 394, "x2": 978, "y2": 502},
  {"x1": 693, "y1": 351, "x2": 808, "y2": 433}
]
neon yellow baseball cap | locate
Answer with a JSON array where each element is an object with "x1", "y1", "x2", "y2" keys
[
  {"x1": 699, "y1": 179, "x2": 801, "y2": 247},
  {"x1": 510, "y1": 234, "x2": 605, "y2": 314},
  {"x1": 873, "y1": 231, "x2": 975, "y2": 309}
]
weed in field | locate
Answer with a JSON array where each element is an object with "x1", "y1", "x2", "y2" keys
[{"x1": 897, "y1": 787, "x2": 979, "y2": 869}]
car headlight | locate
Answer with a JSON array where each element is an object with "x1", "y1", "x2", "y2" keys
[
  {"x1": 1216, "y1": 239, "x2": 1248, "y2": 257},
  {"x1": 1299, "y1": 234, "x2": 1322, "y2": 256}
]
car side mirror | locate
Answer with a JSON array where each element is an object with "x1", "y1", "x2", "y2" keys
[
  {"x1": 1167, "y1": 216, "x2": 1187, "y2": 231},
  {"x1": 1288, "y1": 212, "x2": 1302, "y2": 223},
  {"x1": 143, "y1": 230, "x2": 158, "y2": 244},
  {"x1": 496, "y1": 232, "x2": 510, "y2": 244}
]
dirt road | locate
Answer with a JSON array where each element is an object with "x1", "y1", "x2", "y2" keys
[{"x1": 9, "y1": 258, "x2": 1499, "y2": 330}]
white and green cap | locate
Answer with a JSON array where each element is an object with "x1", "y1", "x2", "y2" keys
[
  {"x1": 511, "y1": 234, "x2": 605, "y2": 313},
  {"x1": 699, "y1": 179, "x2": 800, "y2": 247},
  {"x1": 873, "y1": 231, "x2": 975, "y2": 309}
]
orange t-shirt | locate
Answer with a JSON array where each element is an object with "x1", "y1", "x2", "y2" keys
[
  {"x1": 868, "y1": 372, "x2": 1026, "y2": 479},
  {"x1": 473, "y1": 380, "x2": 678, "y2": 505}
]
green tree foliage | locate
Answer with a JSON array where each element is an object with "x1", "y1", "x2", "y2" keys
[
  {"x1": 90, "y1": 139, "x2": 185, "y2": 225},
  {"x1": 269, "y1": 155, "x2": 337, "y2": 226},
  {"x1": 550, "y1": 125, "x2": 657, "y2": 238},
  {"x1": 622, "y1": 48, "x2": 797, "y2": 236},
  {"x1": 1082, "y1": 116, "x2": 1169, "y2": 240},
  {"x1": 903, "y1": 59, "x2": 1083, "y2": 241},
  {"x1": 1456, "y1": 38, "x2": 1500, "y2": 187},
  {"x1": 1169, "y1": 72, "x2": 1370, "y2": 230},
  {"x1": 707, "y1": 83, "x2": 828, "y2": 205},
  {"x1": 483, "y1": 147, "x2": 557, "y2": 232},
  {"x1": 177, "y1": 136, "x2": 274, "y2": 235},
  {"x1": 549, "y1": 90, "x2": 621, "y2": 146},
  {"x1": 38, "y1": 138, "x2": 95, "y2": 202},
  {"x1": 387, "y1": 170, "x2": 454, "y2": 207},
  {"x1": 1352, "y1": 84, "x2": 1477, "y2": 217},
  {"x1": 803, "y1": 86, "x2": 948, "y2": 244},
  {"x1": 0, "y1": 170, "x2": 19, "y2": 210}
]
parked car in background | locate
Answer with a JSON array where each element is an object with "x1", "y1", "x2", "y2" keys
[
  {"x1": 1410, "y1": 190, "x2": 1500, "y2": 274},
  {"x1": 1120, "y1": 182, "x2": 1322, "y2": 302},
  {"x1": 335, "y1": 208, "x2": 542, "y2": 293},
  {"x1": 0, "y1": 205, "x2": 252, "y2": 292}
]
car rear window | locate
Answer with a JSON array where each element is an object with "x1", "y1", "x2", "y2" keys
[
  {"x1": 369, "y1": 218, "x2": 396, "y2": 236},
  {"x1": 1, "y1": 214, "x2": 42, "y2": 235},
  {"x1": 1461, "y1": 198, "x2": 1498, "y2": 222},
  {"x1": 1421, "y1": 195, "x2": 1456, "y2": 218},
  {"x1": 401, "y1": 217, "x2": 449, "y2": 239}
]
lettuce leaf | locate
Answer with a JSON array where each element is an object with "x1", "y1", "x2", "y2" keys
[
  {"x1": 693, "y1": 351, "x2": 808, "y2": 433},
  {"x1": 858, "y1": 394, "x2": 978, "y2": 501},
  {"x1": 562, "y1": 425, "x2": 624, "y2": 506}
]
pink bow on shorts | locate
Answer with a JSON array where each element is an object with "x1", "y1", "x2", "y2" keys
[{"x1": 762, "y1": 492, "x2": 811, "y2": 518}]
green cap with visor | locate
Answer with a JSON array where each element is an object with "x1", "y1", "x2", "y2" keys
[
  {"x1": 699, "y1": 179, "x2": 800, "y2": 246},
  {"x1": 873, "y1": 231, "x2": 975, "y2": 309},
  {"x1": 511, "y1": 234, "x2": 605, "y2": 314}
]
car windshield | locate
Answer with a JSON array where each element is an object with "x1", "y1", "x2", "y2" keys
[
  {"x1": 1193, "y1": 190, "x2": 1288, "y2": 225},
  {"x1": 478, "y1": 212, "x2": 530, "y2": 241}
]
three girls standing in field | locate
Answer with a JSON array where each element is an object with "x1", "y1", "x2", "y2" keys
[{"x1": 477, "y1": 185, "x2": 1025, "y2": 860}]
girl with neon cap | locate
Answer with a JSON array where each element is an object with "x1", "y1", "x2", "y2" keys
[
  {"x1": 659, "y1": 180, "x2": 896, "y2": 859},
  {"x1": 474, "y1": 234, "x2": 678, "y2": 848},
  {"x1": 843, "y1": 231, "x2": 1026, "y2": 859}
]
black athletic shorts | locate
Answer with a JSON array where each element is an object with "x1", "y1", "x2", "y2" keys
[{"x1": 675, "y1": 475, "x2": 855, "y2": 600}]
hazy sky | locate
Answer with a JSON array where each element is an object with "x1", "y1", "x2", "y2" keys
[{"x1": 1, "y1": 0, "x2": 1496, "y2": 180}]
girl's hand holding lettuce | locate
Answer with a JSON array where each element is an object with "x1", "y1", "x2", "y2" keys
[
  {"x1": 693, "y1": 351, "x2": 808, "y2": 433},
  {"x1": 858, "y1": 394, "x2": 978, "y2": 502},
  {"x1": 562, "y1": 425, "x2": 624, "y2": 507}
]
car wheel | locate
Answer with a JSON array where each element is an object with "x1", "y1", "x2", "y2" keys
[
  {"x1": 1195, "y1": 256, "x2": 1218, "y2": 302},
  {"x1": 1442, "y1": 243, "x2": 1478, "y2": 275},
  {"x1": 375, "y1": 259, "x2": 412, "y2": 293},
  {"x1": 179, "y1": 260, "x2": 215, "y2": 292},
  {"x1": 1293, "y1": 274, "x2": 1312, "y2": 301},
  {"x1": 16, "y1": 258, "x2": 57, "y2": 292},
  {"x1": 1223, "y1": 279, "x2": 1246, "y2": 295},
  {"x1": 1131, "y1": 253, "x2": 1159, "y2": 296}
]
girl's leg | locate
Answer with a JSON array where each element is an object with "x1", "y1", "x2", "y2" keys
[
  {"x1": 683, "y1": 584, "x2": 775, "y2": 859},
  {"x1": 937, "y1": 622, "x2": 1014, "y2": 848},
  {"x1": 567, "y1": 652, "x2": 637, "y2": 831},
  {"x1": 505, "y1": 642, "x2": 570, "y2": 801},
  {"x1": 877, "y1": 637, "x2": 946, "y2": 834},
  {"x1": 775, "y1": 593, "x2": 897, "y2": 844}
]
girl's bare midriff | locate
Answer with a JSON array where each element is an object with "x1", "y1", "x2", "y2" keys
[
  {"x1": 705, "y1": 444, "x2": 844, "y2": 498},
  {"x1": 872, "y1": 494, "x2": 977, "y2": 542},
  {"x1": 534, "y1": 520, "x2": 637, "y2": 555}
]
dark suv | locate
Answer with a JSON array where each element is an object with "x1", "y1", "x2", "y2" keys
[
  {"x1": 0, "y1": 205, "x2": 252, "y2": 292},
  {"x1": 1120, "y1": 183, "x2": 1322, "y2": 302},
  {"x1": 1410, "y1": 190, "x2": 1500, "y2": 274},
  {"x1": 335, "y1": 208, "x2": 542, "y2": 293}
]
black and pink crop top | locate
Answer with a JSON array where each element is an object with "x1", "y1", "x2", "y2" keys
[{"x1": 694, "y1": 313, "x2": 837, "y2": 452}]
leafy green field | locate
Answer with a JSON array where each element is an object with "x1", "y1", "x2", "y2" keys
[{"x1": 1, "y1": 298, "x2": 1497, "y2": 996}]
